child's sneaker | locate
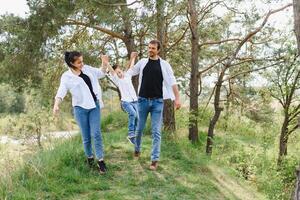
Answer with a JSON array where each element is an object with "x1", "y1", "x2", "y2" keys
[{"x1": 127, "y1": 135, "x2": 136, "y2": 145}]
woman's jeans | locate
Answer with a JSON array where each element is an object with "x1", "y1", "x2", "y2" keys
[{"x1": 73, "y1": 101, "x2": 104, "y2": 160}]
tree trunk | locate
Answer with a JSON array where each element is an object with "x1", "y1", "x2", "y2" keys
[
  {"x1": 121, "y1": 5, "x2": 139, "y2": 92},
  {"x1": 277, "y1": 113, "x2": 289, "y2": 165},
  {"x1": 206, "y1": 71, "x2": 225, "y2": 155},
  {"x1": 188, "y1": 0, "x2": 199, "y2": 143},
  {"x1": 163, "y1": 99, "x2": 176, "y2": 131},
  {"x1": 293, "y1": 168, "x2": 300, "y2": 200},
  {"x1": 156, "y1": 0, "x2": 166, "y2": 59},
  {"x1": 292, "y1": 1, "x2": 300, "y2": 197},
  {"x1": 156, "y1": 0, "x2": 176, "y2": 132},
  {"x1": 294, "y1": 0, "x2": 300, "y2": 54},
  {"x1": 224, "y1": 79, "x2": 233, "y2": 131}
]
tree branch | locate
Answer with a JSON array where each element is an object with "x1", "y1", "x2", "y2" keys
[
  {"x1": 199, "y1": 38, "x2": 242, "y2": 48},
  {"x1": 90, "y1": 0, "x2": 141, "y2": 7},
  {"x1": 65, "y1": 19, "x2": 125, "y2": 40},
  {"x1": 223, "y1": 60, "x2": 284, "y2": 82},
  {"x1": 199, "y1": 56, "x2": 228, "y2": 75},
  {"x1": 166, "y1": 26, "x2": 189, "y2": 52},
  {"x1": 226, "y1": 3, "x2": 292, "y2": 66}
]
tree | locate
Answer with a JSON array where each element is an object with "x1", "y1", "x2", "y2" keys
[
  {"x1": 294, "y1": 0, "x2": 300, "y2": 54},
  {"x1": 187, "y1": 0, "x2": 199, "y2": 142},
  {"x1": 267, "y1": 52, "x2": 300, "y2": 166},
  {"x1": 156, "y1": 0, "x2": 176, "y2": 132},
  {"x1": 292, "y1": 0, "x2": 300, "y2": 198},
  {"x1": 205, "y1": 4, "x2": 292, "y2": 155}
]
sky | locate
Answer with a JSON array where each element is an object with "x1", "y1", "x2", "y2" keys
[
  {"x1": 0, "y1": 0, "x2": 29, "y2": 17},
  {"x1": 0, "y1": 0, "x2": 292, "y2": 26}
]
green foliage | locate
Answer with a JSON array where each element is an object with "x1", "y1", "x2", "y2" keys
[
  {"x1": 214, "y1": 111, "x2": 299, "y2": 200},
  {"x1": 0, "y1": 84, "x2": 25, "y2": 114}
]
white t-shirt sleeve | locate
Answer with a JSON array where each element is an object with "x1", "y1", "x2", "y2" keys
[
  {"x1": 85, "y1": 65, "x2": 106, "y2": 79},
  {"x1": 124, "y1": 71, "x2": 132, "y2": 78},
  {"x1": 164, "y1": 62, "x2": 177, "y2": 86},
  {"x1": 107, "y1": 73, "x2": 120, "y2": 86},
  {"x1": 126, "y1": 59, "x2": 143, "y2": 77},
  {"x1": 55, "y1": 75, "x2": 68, "y2": 100}
]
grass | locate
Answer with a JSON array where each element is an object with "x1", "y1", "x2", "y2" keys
[{"x1": 0, "y1": 123, "x2": 265, "y2": 200}]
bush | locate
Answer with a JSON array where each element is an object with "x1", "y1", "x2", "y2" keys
[
  {"x1": 0, "y1": 84, "x2": 25, "y2": 114},
  {"x1": 101, "y1": 111, "x2": 128, "y2": 132}
]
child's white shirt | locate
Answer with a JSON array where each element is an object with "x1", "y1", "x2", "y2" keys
[{"x1": 108, "y1": 72, "x2": 138, "y2": 102}]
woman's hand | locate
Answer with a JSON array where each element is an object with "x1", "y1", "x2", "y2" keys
[
  {"x1": 53, "y1": 98, "x2": 62, "y2": 116},
  {"x1": 53, "y1": 104, "x2": 60, "y2": 116}
]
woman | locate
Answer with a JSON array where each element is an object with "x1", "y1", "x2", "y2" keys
[{"x1": 53, "y1": 51, "x2": 107, "y2": 174}]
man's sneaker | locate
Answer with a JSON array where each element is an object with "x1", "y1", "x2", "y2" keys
[
  {"x1": 149, "y1": 161, "x2": 158, "y2": 171},
  {"x1": 97, "y1": 160, "x2": 107, "y2": 174},
  {"x1": 134, "y1": 151, "x2": 140, "y2": 159},
  {"x1": 127, "y1": 135, "x2": 136, "y2": 145},
  {"x1": 86, "y1": 157, "x2": 94, "y2": 168}
]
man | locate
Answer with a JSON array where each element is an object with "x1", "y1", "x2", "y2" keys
[{"x1": 127, "y1": 39, "x2": 181, "y2": 170}]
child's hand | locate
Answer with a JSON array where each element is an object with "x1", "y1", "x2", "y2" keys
[
  {"x1": 130, "y1": 52, "x2": 138, "y2": 59},
  {"x1": 101, "y1": 55, "x2": 109, "y2": 65}
]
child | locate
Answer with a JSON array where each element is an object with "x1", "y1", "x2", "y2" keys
[{"x1": 101, "y1": 52, "x2": 139, "y2": 144}]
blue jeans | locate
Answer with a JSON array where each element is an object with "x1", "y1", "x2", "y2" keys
[
  {"x1": 73, "y1": 101, "x2": 104, "y2": 160},
  {"x1": 135, "y1": 97, "x2": 164, "y2": 161},
  {"x1": 121, "y1": 101, "x2": 138, "y2": 138}
]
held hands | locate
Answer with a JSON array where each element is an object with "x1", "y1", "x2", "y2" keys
[
  {"x1": 101, "y1": 55, "x2": 109, "y2": 66},
  {"x1": 130, "y1": 52, "x2": 138, "y2": 59}
]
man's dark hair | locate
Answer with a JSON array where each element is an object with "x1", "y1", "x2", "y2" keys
[
  {"x1": 64, "y1": 51, "x2": 82, "y2": 68},
  {"x1": 149, "y1": 39, "x2": 161, "y2": 50}
]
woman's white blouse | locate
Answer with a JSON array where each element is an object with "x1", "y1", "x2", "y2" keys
[{"x1": 55, "y1": 65, "x2": 106, "y2": 109}]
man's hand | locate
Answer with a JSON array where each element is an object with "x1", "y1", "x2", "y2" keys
[{"x1": 174, "y1": 98, "x2": 181, "y2": 110}]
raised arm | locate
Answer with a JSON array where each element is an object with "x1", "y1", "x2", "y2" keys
[
  {"x1": 126, "y1": 58, "x2": 144, "y2": 77},
  {"x1": 101, "y1": 55, "x2": 115, "y2": 75},
  {"x1": 126, "y1": 52, "x2": 138, "y2": 70}
]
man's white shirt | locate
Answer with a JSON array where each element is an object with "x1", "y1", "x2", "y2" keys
[{"x1": 126, "y1": 58, "x2": 177, "y2": 100}]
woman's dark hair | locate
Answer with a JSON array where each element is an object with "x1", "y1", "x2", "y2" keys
[
  {"x1": 64, "y1": 51, "x2": 82, "y2": 68},
  {"x1": 112, "y1": 64, "x2": 120, "y2": 70}
]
